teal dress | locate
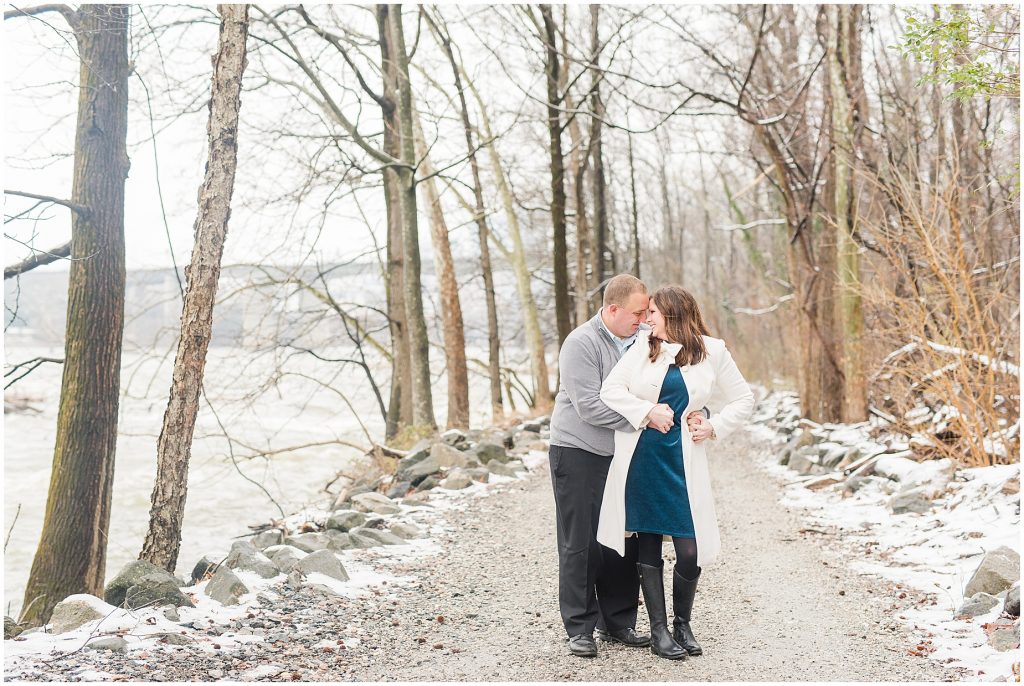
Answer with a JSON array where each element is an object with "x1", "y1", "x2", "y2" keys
[{"x1": 624, "y1": 365, "x2": 694, "y2": 538}]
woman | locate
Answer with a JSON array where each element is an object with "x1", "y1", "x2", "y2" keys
[{"x1": 597, "y1": 286, "x2": 754, "y2": 660}]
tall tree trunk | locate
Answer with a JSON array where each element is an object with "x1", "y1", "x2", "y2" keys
[
  {"x1": 463, "y1": 73, "x2": 552, "y2": 407},
  {"x1": 140, "y1": 4, "x2": 250, "y2": 571},
  {"x1": 827, "y1": 4, "x2": 867, "y2": 422},
  {"x1": 588, "y1": 3, "x2": 608, "y2": 309},
  {"x1": 432, "y1": 17, "x2": 503, "y2": 420},
  {"x1": 539, "y1": 4, "x2": 571, "y2": 347},
  {"x1": 627, "y1": 132, "x2": 640, "y2": 278},
  {"x1": 21, "y1": 4, "x2": 129, "y2": 626},
  {"x1": 412, "y1": 114, "x2": 470, "y2": 430}
]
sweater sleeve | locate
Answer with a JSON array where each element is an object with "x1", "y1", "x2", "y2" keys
[
  {"x1": 559, "y1": 335, "x2": 636, "y2": 432},
  {"x1": 599, "y1": 334, "x2": 657, "y2": 431},
  {"x1": 705, "y1": 340, "x2": 755, "y2": 441}
]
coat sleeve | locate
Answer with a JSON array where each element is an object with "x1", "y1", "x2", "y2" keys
[
  {"x1": 705, "y1": 340, "x2": 754, "y2": 441},
  {"x1": 599, "y1": 334, "x2": 656, "y2": 431},
  {"x1": 559, "y1": 335, "x2": 636, "y2": 432}
]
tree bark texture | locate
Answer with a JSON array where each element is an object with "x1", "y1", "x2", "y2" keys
[
  {"x1": 539, "y1": 4, "x2": 571, "y2": 347},
  {"x1": 412, "y1": 113, "x2": 470, "y2": 430},
  {"x1": 139, "y1": 4, "x2": 249, "y2": 572},
  {"x1": 588, "y1": 4, "x2": 608, "y2": 310},
  {"x1": 21, "y1": 4, "x2": 129, "y2": 626}
]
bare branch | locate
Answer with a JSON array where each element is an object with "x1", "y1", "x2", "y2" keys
[
  {"x1": 4, "y1": 241, "x2": 72, "y2": 279},
  {"x1": 5, "y1": 190, "x2": 89, "y2": 217}
]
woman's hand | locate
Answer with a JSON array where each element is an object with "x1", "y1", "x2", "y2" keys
[
  {"x1": 686, "y1": 412, "x2": 715, "y2": 443},
  {"x1": 646, "y1": 403, "x2": 674, "y2": 433}
]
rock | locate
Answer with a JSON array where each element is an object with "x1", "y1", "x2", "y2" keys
[
  {"x1": 840, "y1": 476, "x2": 870, "y2": 494},
  {"x1": 225, "y1": 541, "x2": 279, "y2": 579},
  {"x1": 252, "y1": 529, "x2": 283, "y2": 550},
  {"x1": 965, "y1": 547, "x2": 1020, "y2": 597},
  {"x1": 816, "y1": 442, "x2": 848, "y2": 469},
  {"x1": 779, "y1": 430, "x2": 816, "y2": 465},
  {"x1": 123, "y1": 573, "x2": 194, "y2": 610},
  {"x1": 325, "y1": 510, "x2": 367, "y2": 532},
  {"x1": 324, "y1": 530, "x2": 352, "y2": 552},
  {"x1": 440, "y1": 429, "x2": 468, "y2": 448},
  {"x1": 105, "y1": 560, "x2": 184, "y2": 608},
  {"x1": 295, "y1": 550, "x2": 349, "y2": 582},
  {"x1": 157, "y1": 632, "x2": 192, "y2": 645},
  {"x1": 526, "y1": 441, "x2": 548, "y2": 452},
  {"x1": 48, "y1": 595, "x2": 109, "y2": 634},
  {"x1": 788, "y1": 447, "x2": 826, "y2": 476},
  {"x1": 957, "y1": 592, "x2": 1000, "y2": 617},
  {"x1": 402, "y1": 491, "x2": 433, "y2": 505},
  {"x1": 440, "y1": 471, "x2": 475, "y2": 490},
  {"x1": 521, "y1": 420, "x2": 545, "y2": 433},
  {"x1": 191, "y1": 555, "x2": 221, "y2": 584},
  {"x1": 431, "y1": 442, "x2": 470, "y2": 469},
  {"x1": 162, "y1": 607, "x2": 179, "y2": 622},
  {"x1": 513, "y1": 429, "x2": 541, "y2": 447},
  {"x1": 350, "y1": 526, "x2": 407, "y2": 546},
  {"x1": 414, "y1": 475, "x2": 439, "y2": 492},
  {"x1": 834, "y1": 446, "x2": 862, "y2": 471},
  {"x1": 350, "y1": 492, "x2": 402, "y2": 515},
  {"x1": 395, "y1": 451, "x2": 439, "y2": 483},
  {"x1": 386, "y1": 480, "x2": 413, "y2": 499},
  {"x1": 389, "y1": 521, "x2": 426, "y2": 540},
  {"x1": 4, "y1": 616, "x2": 23, "y2": 639},
  {"x1": 347, "y1": 531, "x2": 383, "y2": 549},
  {"x1": 987, "y1": 621, "x2": 1019, "y2": 652},
  {"x1": 873, "y1": 453, "x2": 920, "y2": 482},
  {"x1": 889, "y1": 487, "x2": 933, "y2": 514},
  {"x1": 1005, "y1": 585, "x2": 1020, "y2": 617},
  {"x1": 263, "y1": 545, "x2": 306, "y2": 573},
  {"x1": 86, "y1": 636, "x2": 128, "y2": 652},
  {"x1": 1001, "y1": 476, "x2": 1020, "y2": 495},
  {"x1": 473, "y1": 441, "x2": 509, "y2": 464},
  {"x1": 285, "y1": 532, "x2": 330, "y2": 553},
  {"x1": 205, "y1": 567, "x2": 250, "y2": 606},
  {"x1": 488, "y1": 461, "x2": 518, "y2": 477}
]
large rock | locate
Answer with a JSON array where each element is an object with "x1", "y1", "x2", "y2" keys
[
  {"x1": 395, "y1": 450, "x2": 439, "y2": 483},
  {"x1": 325, "y1": 510, "x2": 367, "y2": 533},
  {"x1": 124, "y1": 573, "x2": 195, "y2": 610},
  {"x1": 817, "y1": 442, "x2": 849, "y2": 469},
  {"x1": 440, "y1": 429, "x2": 468, "y2": 449},
  {"x1": 295, "y1": 550, "x2": 349, "y2": 582},
  {"x1": 788, "y1": 447, "x2": 826, "y2": 476},
  {"x1": 350, "y1": 526, "x2": 407, "y2": 546},
  {"x1": 386, "y1": 480, "x2": 413, "y2": 499},
  {"x1": 324, "y1": 530, "x2": 352, "y2": 551},
  {"x1": 965, "y1": 547, "x2": 1020, "y2": 597},
  {"x1": 389, "y1": 522, "x2": 425, "y2": 540},
  {"x1": 49, "y1": 595, "x2": 108, "y2": 634},
  {"x1": 889, "y1": 487, "x2": 934, "y2": 515},
  {"x1": 512, "y1": 429, "x2": 541, "y2": 448},
  {"x1": 779, "y1": 430, "x2": 815, "y2": 466},
  {"x1": 414, "y1": 475, "x2": 439, "y2": 493},
  {"x1": 285, "y1": 532, "x2": 330, "y2": 553},
  {"x1": 957, "y1": 592, "x2": 1000, "y2": 618},
  {"x1": 351, "y1": 492, "x2": 401, "y2": 515},
  {"x1": 105, "y1": 560, "x2": 191, "y2": 609},
  {"x1": 252, "y1": 529, "x2": 283, "y2": 550},
  {"x1": 439, "y1": 470, "x2": 475, "y2": 490},
  {"x1": 263, "y1": 545, "x2": 306, "y2": 573},
  {"x1": 473, "y1": 441, "x2": 509, "y2": 465},
  {"x1": 430, "y1": 442, "x2": 470, "y2": 469},
  {"x1": 5, "y1": 616, "x2": 24, "y2": 639},
  {"x1": 191, "y1": 555, "x2": 221, "y2": 584},
  {"x1": 205, "y1": 567, "x2": 250, "y2": 606},
  {"x1": 347, "y1": 531, "x2": 383, "y2": 549},
  {"x1": 488, "y1": 460, "x2": 518, "y2": 478},
  {"x1": 1005, "y1": 585, "x2": 1020, "y2": 617},
  {"x1": 224, "y1": 541, "x2": 279, "y2": 579},
  {"x1": 86, "y1": 636, "x2": 128, "y2": 652}
]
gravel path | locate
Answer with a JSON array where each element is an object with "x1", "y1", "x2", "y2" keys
[{"x1": 8, "y1": 429, "x2": 967, "y2": 681}]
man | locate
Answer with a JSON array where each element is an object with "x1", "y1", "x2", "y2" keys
[{"x1": 549, "y1": 274, "x2": 703, "y2": 657}]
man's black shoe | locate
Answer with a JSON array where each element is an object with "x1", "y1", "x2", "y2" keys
[
  {"x1": 568, "y1": 633, "x2": 598, "y2": 657},
  {"x1": 596, "y1": 627, "x2": 651, "y2": 648}
]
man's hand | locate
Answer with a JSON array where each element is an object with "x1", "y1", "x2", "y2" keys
[
  {"x1": 646, "y1": 403, "x2": 674, "y2": 433},
  {"x1": 686, "y1": 412, "x2": 715, "y2": 443}
]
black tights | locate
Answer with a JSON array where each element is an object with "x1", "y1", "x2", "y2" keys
[{"x1": 636, "y1": 532, "x2": 699, "y2": 580}]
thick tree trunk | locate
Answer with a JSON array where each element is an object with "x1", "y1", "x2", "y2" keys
[
  {"x1": 378, "y1": 5, "x2": 414, "y2": 439},
  {"x1": 388, "y1": 6, "x2": 436, "y2": 430},
  {"x1": 21, "y1": 4, "x2": 129, "y2": 626},
  {"x1": 539, "y1": 4, "x2": 571, "y2": 347},
  {"x1": 434, "y1": 20, "x2": 503, "y2": 421},
  {"x1": 140, "y1": 4, "x2": 250, "y2": 571},
  {"x1": 412, "y1": 114, "x2": 470, "y2": 430},
  {"x1": 826, "y1": 4, "x2": 867, "y2": 422}
]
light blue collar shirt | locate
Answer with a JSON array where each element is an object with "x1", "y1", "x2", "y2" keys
[{"x1": 598, "y1": 308, "x2": 641, "y2": 357}]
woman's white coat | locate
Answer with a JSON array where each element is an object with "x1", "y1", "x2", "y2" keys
[{"x1": 596, "y1": 330, "x2": 754, "y2": 567}]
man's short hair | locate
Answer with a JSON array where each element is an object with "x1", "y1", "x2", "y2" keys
[{"x1": 603, "y1": 274, "x2": 648, "y2": 307}]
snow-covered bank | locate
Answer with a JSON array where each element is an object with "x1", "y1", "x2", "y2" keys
[{"x1": 749, "y1": 390, "x2": 1021, "y2": 682}]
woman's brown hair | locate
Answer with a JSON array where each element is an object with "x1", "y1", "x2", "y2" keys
[{"x1": 648, "y1": 286, "x2": 711, "y2": 366}]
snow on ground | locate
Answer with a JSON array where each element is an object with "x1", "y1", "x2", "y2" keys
[
  {"x1": 750, "y1": 390, "x2": 1020, "y2": 681},
  {"x1": 3, "y1": 449, "x2": 548, "y2": 678}
]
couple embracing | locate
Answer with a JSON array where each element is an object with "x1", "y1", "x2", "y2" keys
[{"x1": 548, "y1": 274, "x2": 754, "y2": 660}]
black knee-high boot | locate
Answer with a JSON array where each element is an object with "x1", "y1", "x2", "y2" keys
[
  {"x1": 672, "y1": 566, "x2": 702, "y2": 655},
  {"x1": 637, "y1": 562, "x2": 687, "y2": 660}
]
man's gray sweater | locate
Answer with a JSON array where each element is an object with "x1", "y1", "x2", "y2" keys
[{"x1": 550, "y1": 313, "x2": 640, "y2": 456}]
